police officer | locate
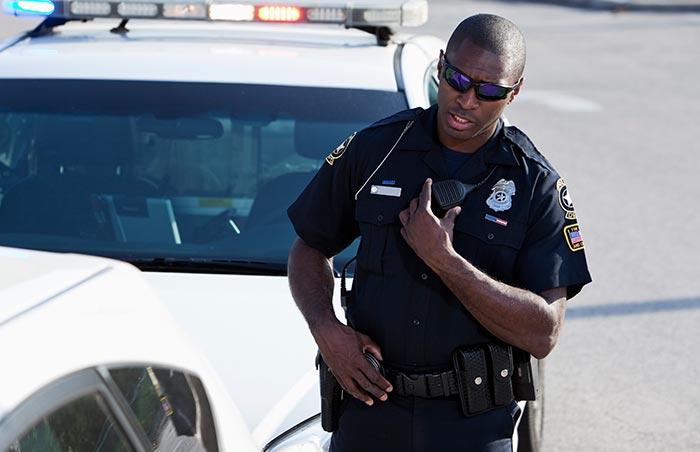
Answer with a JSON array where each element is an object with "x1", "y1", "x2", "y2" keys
[{"x1": 288, "y1": 13, "x2": 592, "y2": 452}]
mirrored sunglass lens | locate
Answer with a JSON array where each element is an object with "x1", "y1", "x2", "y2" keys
[
  {"x1": 446, "y1": 67, "x2": 471, "y2": 92},
  {"x1": 478, "y1": 84, "x2": 508, "y2": 99}
]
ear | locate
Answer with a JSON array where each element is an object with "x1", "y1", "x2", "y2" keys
[
  {"x1": 508, "y1": 77, "x2": 525, "y2": 104},
  {"x1": 437, "y1": 50, "x2": 444, "y2": 76}
]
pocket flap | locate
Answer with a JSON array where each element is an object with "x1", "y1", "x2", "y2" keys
[
  {"x1": 454, "y1": 210, "x2": 527, "y2": 250},
  {"x1": 354, "y1": 196, "x2": 406, "y2": 226}
]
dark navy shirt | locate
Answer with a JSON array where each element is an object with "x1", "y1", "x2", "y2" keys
[
  {"x1": 288, "y1": 105, "x2": 592, "y2": 372},
  {"x1": 441, "y1": 120, "x2": 501, "y2": 177}
]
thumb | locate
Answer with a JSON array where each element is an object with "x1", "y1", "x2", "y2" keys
[
  {"x1": 358, "y1": 333, "x2": 384, "y2": 361},
  {"x1": 443, "y1": 206, "x2": 461, "y2": 226}
]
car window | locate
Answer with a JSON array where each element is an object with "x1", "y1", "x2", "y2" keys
[
  {"x1": 109, "y1": 366, "x2": 218, "y2": 452},
  {"x1": 5, "y1": 393, "x2": 133, "y2": 452},
  {"x1": 0, "y1": 80, "x2": 405, "y2": 272}
]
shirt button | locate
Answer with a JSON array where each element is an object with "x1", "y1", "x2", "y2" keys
[
  {"x1": 413, "y1": 319, "x2": 421, "y2": 326},
  {"x1": 420, "y1": 273, "x2": 428, "y2": 280},
  {"x1": 377, "y1": 214, "x2": 384, "y2": 222},
  {"x1": 487, "y1": 233, "x2": 495, "y2": 240}
]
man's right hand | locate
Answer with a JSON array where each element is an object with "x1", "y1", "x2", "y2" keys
[{"x1": 312, "y1": 321, "x2": 393, "y2": 406}]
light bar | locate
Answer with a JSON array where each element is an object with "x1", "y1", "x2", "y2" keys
[
  {"x1": 70, "y1": 1, "x2": 111, "y2": 16},
  {"x1": 208, "y1": 3, "x2": 253, "y2": 21},
  {"x1": 306, "y1": 7, "x2": 344, "y2": 23},
  {"x1": 257, "y1": 5, "x2": 301, "y2": 22},
  {"x1": 163, "y1": 3, "x2": 206, "y2": 18},
  {"x1": 117, "y1": 1, "x2": 157, "y2": 16},
  {"x1": 3, "y1": 0, "x2": 55, "y2": 15},
  {"x1": 3, "y1": 0, "x2": 429, "y2": 28}
]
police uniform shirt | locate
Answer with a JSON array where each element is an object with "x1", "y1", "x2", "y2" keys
[{"x1": 288, "y1": 105, "x2": 592, "y2": 372}]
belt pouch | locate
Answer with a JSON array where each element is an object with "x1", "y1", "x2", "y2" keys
[
  {"x1": 452, "y1": 346, "x2": 491, "y2": 416},
  {"x1": 511, "y1": 348, "x2": 539, "y2": 401},
  {"x1": 317, "y1": 352, "x2": 343, "y2": 432},
  {"x1": 486, "y1": 343, "x2": 514, "y2": 405}
]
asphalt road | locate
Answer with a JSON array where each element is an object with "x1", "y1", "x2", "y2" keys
[
  {"x1": 414, "y1": 2, "x2": 700, "y2": 451},
  {"x1": 2, "y1": 2, "x2": 700, "y2": 451}
]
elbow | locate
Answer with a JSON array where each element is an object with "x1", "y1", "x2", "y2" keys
[
  {"x1": 530, "y1": 297, "x2": 566, "y2": 359},
  {"x1": 530, "y1": 336, "x2": 556, "y2": 360},
  {"x1": 530, "y1": 323, "x2": 562, "y2": 359}
]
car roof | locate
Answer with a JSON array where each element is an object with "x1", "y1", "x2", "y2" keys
[{"x1": 0, "y1": 20, "x2": 401, "y2": 90}]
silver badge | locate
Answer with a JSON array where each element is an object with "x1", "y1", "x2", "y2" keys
[{"x1": 486, "y1": 179, "x2": 516, "y2": 212}]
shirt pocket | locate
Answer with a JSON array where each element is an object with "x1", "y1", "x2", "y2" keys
[
  {"x1": 453, "y1": 210, "x2": 527, "y2": 283},
  {"x1": 354, "y1": 196, "x2": 407, "y2": 276}
]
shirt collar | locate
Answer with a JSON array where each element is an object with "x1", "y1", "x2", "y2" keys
[{"x1": 396, "y1": 105, "x2": 519, "y2": 167}]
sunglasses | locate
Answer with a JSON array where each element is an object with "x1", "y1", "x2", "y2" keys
[{"x1": 441, "y1": 55, "x2": 520, "y2": 102}]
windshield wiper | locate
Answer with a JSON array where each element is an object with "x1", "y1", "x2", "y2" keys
[{"x1": 125, "y1": 257, "x2": 287, "y2": 276}]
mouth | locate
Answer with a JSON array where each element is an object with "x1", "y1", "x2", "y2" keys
[{"x1": 448, "y1": 112, "x2": 474, "y2": 130}]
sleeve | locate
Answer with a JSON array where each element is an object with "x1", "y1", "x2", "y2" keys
[
  {"x1": 287, "y1": 131, "x2": 362, "y2": 258},
  {"x1": 513, "y1": 171, "x2": 592, "y2": 299}
]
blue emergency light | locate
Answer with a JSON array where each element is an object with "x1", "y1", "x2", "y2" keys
[{"x1": 4, "y1": 0, "x2": 56, "y2": 15}]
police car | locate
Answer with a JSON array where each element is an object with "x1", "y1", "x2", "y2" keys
[
  {"x1": 0, "y1": 246, "x2": 259, "y2": 451},
  {"x1": 0, "y1": 0, "x2": 542, "y2": 450}
]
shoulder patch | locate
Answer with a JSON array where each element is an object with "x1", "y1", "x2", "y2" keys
[
  {"x1": 563, "y1": 223, "x2": 585, "y2": 252},
  {"x1": 556, "y1": 178, "x2": 577, "y2": 220},
  {"x1": 325, "y1": 132, "x2": 356, "y2": 166}
]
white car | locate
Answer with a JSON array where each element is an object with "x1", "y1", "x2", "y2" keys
[
  {"x1": 0, "y1": 1, "x2": 542, "y2": 451},
  {"x1": 0, "y1": 245, "x2": 259, "y2": 452}
]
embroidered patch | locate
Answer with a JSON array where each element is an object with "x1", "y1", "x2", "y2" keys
[
  {"x1": 564, "y1": 224, "x2": 585, "y2": 252},
  {"x1": 486, "y1": 179, "x2": 516, "y2": 212},
  {"x1": 557, "y1": 178, "x2": 577, "y2": 220},
  {"x1": 325, "y1": 132, "x2": 356, "y2": 166},
  {"x1": 484, "y1": 214, "x2": 508, "y2": 227}
]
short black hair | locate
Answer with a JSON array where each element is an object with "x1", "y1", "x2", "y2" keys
[{"x1": 446, "y1": 14, "x2": 526, "y2": 82}]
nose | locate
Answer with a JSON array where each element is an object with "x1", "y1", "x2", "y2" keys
[{"x1": 456, "y1": 85, "x2": 479, "y2": 110}]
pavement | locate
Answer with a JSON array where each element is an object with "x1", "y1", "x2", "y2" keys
[{"x1": 495, "y1": 0, "x2": 700, "y2": 12}]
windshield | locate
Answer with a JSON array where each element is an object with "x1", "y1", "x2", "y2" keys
[{"x1": 0, "y1": 80, "x2": 407, "y2": 272}]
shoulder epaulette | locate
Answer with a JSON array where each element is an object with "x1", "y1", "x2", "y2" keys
[
  {"x1": 364, "y1": 107, "x2": 424, "y2": 131},
  {"x1": 503, "y1": 125, "x2": 556, "y2": 173}
]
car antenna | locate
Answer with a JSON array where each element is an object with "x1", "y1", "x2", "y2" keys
[{"x1": 110, "y1": 19, "x2": 130, "y2": 34}]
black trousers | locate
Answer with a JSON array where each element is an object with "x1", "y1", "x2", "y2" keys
[{"x1": 330, "y1": 395, "x2": 520, "y2": 452}]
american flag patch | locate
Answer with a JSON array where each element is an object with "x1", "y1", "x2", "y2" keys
[
  {"x1": 564, "y1": 224, "x2": 585, "y2": 252},
  {"x1": 484, "y1": 214, "x2": 508, "y2": 227}
]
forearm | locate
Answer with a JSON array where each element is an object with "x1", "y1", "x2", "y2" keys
[
  {"x1": 288, "y1": 238, "x2": 392, "y2": 404},
  {"x1": 287, "y1": 238, "x2": 340, "y2": 333},
  {"x1": 426, "y1": 249, "x2": 564, "y2": 359}
]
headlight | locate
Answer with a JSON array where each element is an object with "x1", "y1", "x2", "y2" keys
[{"x1": 263, "y1": 414, "x2": 331, "y2": 452}]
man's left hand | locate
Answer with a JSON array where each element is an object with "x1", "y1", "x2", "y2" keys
[{"x1": 399, "y1": 178, "x2": 461, "y2": 265}]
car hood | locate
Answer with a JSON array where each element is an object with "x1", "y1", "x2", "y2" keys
[{"x1": 144, "y1": 271, "x2": 334, "y2": 446}]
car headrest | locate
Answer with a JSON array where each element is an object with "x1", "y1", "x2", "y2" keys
[{"x1": 34, "y1": 116, "x2": 134, "y2": 175}]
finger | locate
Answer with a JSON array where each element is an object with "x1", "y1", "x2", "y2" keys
[
  {"x1": 361, "y1": 364, "x2": 393, "y2": 396},
  {"x1": 443, "y1": 206, "x2": 461, "y2": 225},
  {"x1": 337, "y1": 374, "x2": 374, "y2": 406},
  {"x1": 357, "y1": 332, "x2": 384, "y2": 360},
  {"x1": 355, "y1": 368, "x2": 389, "y2": 401},
  {"x1": 399, "y1": 208, "x2": 409, "y2": 226},
  {"x1": 409, "y1": 197, "x2": 419, "y2": 214},
  {"x1": 362, "y1": 343, "x2": 384, "y2": 362},
  {"x1": 418, "y1": 178, "x2": 432, "y2": 211}
]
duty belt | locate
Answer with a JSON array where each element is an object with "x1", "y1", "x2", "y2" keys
[
  {"x1": 386, "y1": 369, "x2": 460, "y2": 398},
  {"x1": 385, "y1": 343, "x2": 516, "y2": 417}
]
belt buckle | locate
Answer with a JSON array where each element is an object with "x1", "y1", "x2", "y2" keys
[{"x1": 399, "y1": 374, "x2": 429, "y2": 398}]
